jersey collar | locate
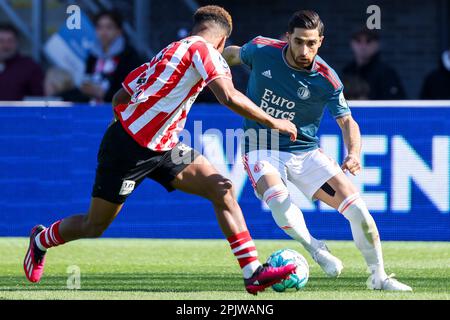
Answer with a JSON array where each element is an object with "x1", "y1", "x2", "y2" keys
[
  {"x1": 187, "y1": 35, "x2": 207, "y2": 43},
  {"x1": 281, "y1": 45, "x2": 318, "y2": 73}
]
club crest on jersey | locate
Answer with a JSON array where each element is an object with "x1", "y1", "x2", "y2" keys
[{"x1": 297, "y1": 86, "x2": 310, "y2": 100}]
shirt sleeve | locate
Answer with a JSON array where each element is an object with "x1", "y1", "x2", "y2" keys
[
  {"x1": 191, "y1": 41, "x2": 232, "y2": 85},
  {"x1": 121, "y1": 63, "x2": 149, "y2": 95},
  {"x1": 326, "y1": 86, "x2": 351, "y2": 119},
  {"x1": 239, "y1": 37, "x2": 260, "y2": 68}
]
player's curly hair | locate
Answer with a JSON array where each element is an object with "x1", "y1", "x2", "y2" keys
[
  {"x1": 288, "y1": 10, "x2": 324, "y2": 36},
  {"x1": 193, "y1": 5, "x2": 233, "y2": 37}
]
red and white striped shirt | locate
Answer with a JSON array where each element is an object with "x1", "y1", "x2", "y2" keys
[{"x1": 114, "y1": 36, "x2": 232, "y2": 151}]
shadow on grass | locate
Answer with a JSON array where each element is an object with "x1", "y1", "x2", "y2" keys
[
  {"x1": 1, "y1": 273, "x2": 242, "y2": 293},
  {"x1": 1, "y1": 274, "x2": 448, "y2": 293}
]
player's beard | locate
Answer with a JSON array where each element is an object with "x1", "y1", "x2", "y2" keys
[
  {"x1": 288, "y1": 46, "x2": 313, "y2": 69},
  {"x1": 295, "y1": 57, "x2": 312, "y2": 68}
]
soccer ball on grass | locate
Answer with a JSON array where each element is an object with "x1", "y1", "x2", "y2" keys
[{"x1": 266, "y1": 248, "x2": 309, "y2": 292}]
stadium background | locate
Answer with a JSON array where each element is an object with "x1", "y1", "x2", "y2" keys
[
  {"x1": 0, "y1": 0, "x2": 449, "y2": 241},
  {"x1": 2, "y1": 0, "x2": 449, "y2": 98}
]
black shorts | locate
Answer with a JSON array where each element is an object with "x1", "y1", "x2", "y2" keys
[{"x1": 92, "y1": 121, "x2": 201, "y2": 204}]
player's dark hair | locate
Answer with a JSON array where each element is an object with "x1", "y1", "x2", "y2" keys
[
  {"x1": 0, "y1": 23, "x2": 19, "y2": 37},
  {"x1": 94, "y1": 10, "x2": 124, "y2": 30},
  {"x1": 288, "y1": 10, "x2": 324, "y2": 36},
  {"x1": 193, "y1": 5, "x2": 233, "y2": 37}
]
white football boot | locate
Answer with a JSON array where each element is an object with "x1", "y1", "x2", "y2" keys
[
  {"x1": 311, "y1": 241, "x2": 344, "y2": 278},
  {"x1": 367, "y1": 273, "x2": 413, "y2": 291}
]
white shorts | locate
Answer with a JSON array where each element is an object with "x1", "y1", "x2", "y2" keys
[{"x1": 242, "y1": 148, "x2": 342, "y2": 200}]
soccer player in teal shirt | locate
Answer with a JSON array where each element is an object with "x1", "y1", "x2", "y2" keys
[{"x1": 223, "y1": 10, "x2": 411, "y2": 291}]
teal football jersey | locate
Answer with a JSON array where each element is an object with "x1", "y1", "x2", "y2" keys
[{"x1": 240, "y1": 36, "x2": 351, "y2": 153}]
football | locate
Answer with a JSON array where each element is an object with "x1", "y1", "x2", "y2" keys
[{"x1": 266, "y1": 248, "x2": 309, "y2": 292}]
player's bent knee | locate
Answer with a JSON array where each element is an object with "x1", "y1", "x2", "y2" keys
[
  {"x1": 263, "y1": 184, "x2": 291, "y2": 215},
  {"x1": 262, "y1": 184, "x2": 303, "y2": 230},
  {"x1": 338, "y1": 193, "x2": 381, "y2": 245},
  {"x1": 263, "y1": 184, "x2": 290, "y2": 208},
  {"x1": 253, "y1": 160, "x2": 282, "y2": 195},
  {"x1": 339, "y1": 194, "x2": 378, "y2": 231}
]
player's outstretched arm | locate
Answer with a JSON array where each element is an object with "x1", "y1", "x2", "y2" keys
[
  {"x1": 208, "y1": 77, "x2": 297, "y2": 141},
  {"x1": 222, "y1": 46, "x2": 242, "y2": 67},
  {"x1": 336, "y1": 115, "x2": 362, "y2": 175}
]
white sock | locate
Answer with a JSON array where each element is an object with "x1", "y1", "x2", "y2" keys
[
  {"x1": 243, "y1": 260, "x2": 262, "y2": 279},
  {"x1": 263, "y1": 184, "x2": 321, "y2": 254},
  {"x1": 34, "y1": 231, "x2": 47, "y2": 251},
  {"x1": 339, "y1": 193, "x2": 388, "y2": 280}
]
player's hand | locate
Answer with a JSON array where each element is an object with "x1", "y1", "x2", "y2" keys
[
  {"x1": 270, "y1": 119, "x2": 297, "y2": 142},
  {"x1": 341, "y1": 154, "x2": 361, "y2": 175}
]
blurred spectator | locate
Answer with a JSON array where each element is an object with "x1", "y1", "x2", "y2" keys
[
  {"x1": 342, "y1": 28, "x2": 406, "y2": 100},
  {"x1": 420, "y1": 48, "x2": 450, "y2": 99},
  {"x1": 81, "y1": 10, "x2": 144, "y2": 103},
  {"x1": 342, "y1": 75, "x2": 370, "y2": 100},
  {"x1": 45, "y1": 67, "x2": 89, "y2": 102},
  {"x1": 0, "y1": 24, "x2": 44, "y2": 100}
]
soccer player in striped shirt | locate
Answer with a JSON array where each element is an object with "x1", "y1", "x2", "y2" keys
[
  {"x1": 23, "y1": 6, "x2": 298, "y2": 294},
  {"x1": 223, "y1": 10, "x2": 411, "y2": 291}
]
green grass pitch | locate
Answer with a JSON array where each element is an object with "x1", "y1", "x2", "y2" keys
[{"x1": 0, "y1": 238, "x2": 449, "y2": 300}]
